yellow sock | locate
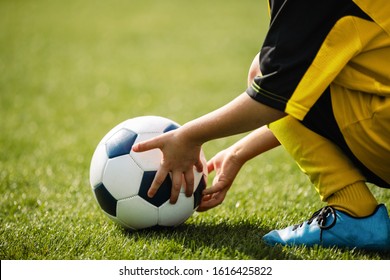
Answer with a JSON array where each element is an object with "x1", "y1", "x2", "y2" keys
[{"x1": 327, "y1": 181, "x2": 378, "y2": 217}]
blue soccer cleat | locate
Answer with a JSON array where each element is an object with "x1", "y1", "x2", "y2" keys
[{"x1": 262, "y1": 204, "x2": 390, "y2": 251}]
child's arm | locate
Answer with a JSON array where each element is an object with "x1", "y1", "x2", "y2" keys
[{"x1": 198, "y1": 124, "x2": 280, "y2": 211}]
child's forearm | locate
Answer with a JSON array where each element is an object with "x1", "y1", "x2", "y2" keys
[
  {"x1": 229, "y1": 125, "x2": 281, "y2": 165},
  {"x1": 181, "y1": 92, "x2": 285, "y2": 145}
]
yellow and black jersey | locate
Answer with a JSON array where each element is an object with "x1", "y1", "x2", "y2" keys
[
  {"x1": 246, "y1": 0, "x2": 390, "y2": 188},
  {"x1": 247, "y1": 0, "x2": 390, "y2": 117}
]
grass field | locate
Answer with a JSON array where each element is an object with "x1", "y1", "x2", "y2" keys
[{"x1": 1, "y1": 0, "x2": 389, "y2": 260}]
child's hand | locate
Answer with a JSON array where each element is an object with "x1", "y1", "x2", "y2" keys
[
  {"x1": 197, "y1": 124, "x2": 280, "y2": 212},
  {"x1": 132, "y1": 128, "x2": 203, "y2": 204},
  {"x1": 197, "y1": 148, "x2": 244, "y2": 212}
]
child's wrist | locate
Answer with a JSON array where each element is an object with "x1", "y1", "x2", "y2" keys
[{"x1": 229, "y1": 145, "x2": 249, "y2": 166}]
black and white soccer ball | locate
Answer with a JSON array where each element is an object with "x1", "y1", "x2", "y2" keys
[{"x1": 89, "y1": 116, "x2": 207, "y2": 230}]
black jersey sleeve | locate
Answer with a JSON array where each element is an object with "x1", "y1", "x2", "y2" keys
[{"x1": 246, "y1": 0, "x2": 370, "y2": 118}]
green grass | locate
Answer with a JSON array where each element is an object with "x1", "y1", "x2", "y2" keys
[{"x1": 0, "y1": 0, "x2": 389, "y2": 260}]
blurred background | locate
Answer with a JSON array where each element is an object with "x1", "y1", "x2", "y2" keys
[
  {"x1": 2, "y1": 0, "x2": 388, "y2": 260},
  {"x1": 0, "y1": 0, "x2": 269, "y2": 168}
]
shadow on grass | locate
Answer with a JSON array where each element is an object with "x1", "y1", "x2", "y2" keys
[
  {"x1": 122, "y1": 221, "x2": 300, "y2": 260},
  {"x1": 121, "y1": 221, "x2": 390, "y2": 260}
]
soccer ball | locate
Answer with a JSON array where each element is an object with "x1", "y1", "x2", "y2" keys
[{"x1": 89, "y1": 116, "x2": 207, "y2": 230}]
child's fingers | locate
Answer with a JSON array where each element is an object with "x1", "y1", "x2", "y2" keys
[
  {"x1": 132, "y1": 135, "x2": 163, "y2": 153},
  {"x1": 197, "y1": 191, "x2": 227, "y2": 212},
  {"x1": 183, "y1": 170, "x2": 195, "y2": 197},
  {"x1": 207, "y1": 159, "x2": 216, "y2": 173},
  {"x1": 195, "y1": 159, "x2": 204, "y2": 173},
  {"x1": 202, "y1": 177, "x2": 228, "y2": 196},
  {"x1": 147, "y1": 165, "x2": 169, "y2": 198},
  {"x1": 169, "y1": 170, "x2": 183, "y2": 204}
]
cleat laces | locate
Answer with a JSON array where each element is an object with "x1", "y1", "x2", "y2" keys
[{"x1": 292, "y1": 206, "x2": 337, "y2": 241}]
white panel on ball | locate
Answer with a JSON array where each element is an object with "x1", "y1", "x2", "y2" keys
[
  {"x1": 117, "y1": 196, "x2": 158, "y2": 229},
  {"x1": 158, "y1": 194, "x2": 195, "y2": 226},
  {"x1": 103, "y1": 155, "x2": 143, "y2": 200},
  {"x1": 99, "y1": 122, "x2": 126, "y2": 144},
  {"x1": 118, "y1": 118, "x2": 142, "y2": 133},
  {"x1": 105, "y1": 211, "x2": 136, "y2": 231},
  {"x1": 124, "y1": 116, "x2": 178, "y2": 134},
  {"x1": 89, "y1": 144, "x2": 109, "y2": 188},
  {"x1": 130, "y1": 132, "x2": 162, "y2": 171}
]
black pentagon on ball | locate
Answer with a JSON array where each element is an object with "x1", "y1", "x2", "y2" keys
[
  {"x1": 139, "y1": 171, "x2": 207, "y2": 209},
  {"x1": 193, "y1": 175, "x2": 206, "y2": 209},
  {"x1": 106, "y1": 128, "x2": 137, "y2": 159},
  {"x1": 94, "y1": 182, "x2": 117, "y2": 216},
  {"x1": 163, "y1": 123, "x2": 180, "y2": 133},
  {"x1": 138, "y1": 171, "x2": 172, "y2": 207}
]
